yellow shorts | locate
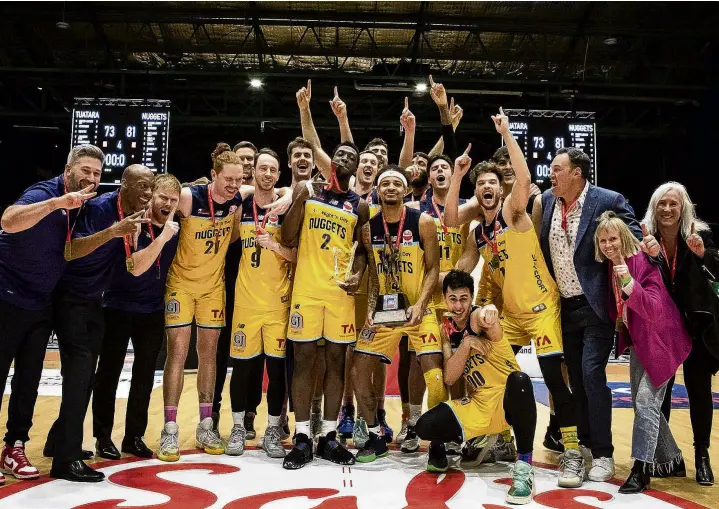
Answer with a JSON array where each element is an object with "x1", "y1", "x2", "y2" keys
[
  {"x1": 408, "y1": 309, "x2": 446, "y2": 354},
  {"x1": 355, "y1": 309, "x2": 441, "y2": 363},
  {"x1": 229, "y1": 307, "x2": 288, "y2": 360},
  {"x1": 165, "y1": 284, "x2": 225, "y2": 329},
  {"x1": 287, "y1": 293, "x2": 356, "y2": 344},
  {"x1": 446, "y1": 386, "x2": 509, "y2": 441},
  {"x1": 501, "y1": 306, "x2": 563, "y2": 357}
]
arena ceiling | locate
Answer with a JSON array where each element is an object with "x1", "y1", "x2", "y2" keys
[{"x1": 0, "y1": 1, "x2": 717, "y2": 136}]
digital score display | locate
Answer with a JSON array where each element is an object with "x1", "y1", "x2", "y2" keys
[
  {"x1": 504, "y1": 110, "x2": 597, "y2": 185},
  {"x1": 70, "y1": 98, "x2": 170, "y2": 185}
]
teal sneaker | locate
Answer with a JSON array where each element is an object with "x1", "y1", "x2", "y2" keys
[{"x1": 506, "y1": 460, "x2": 535, "y2": 505}]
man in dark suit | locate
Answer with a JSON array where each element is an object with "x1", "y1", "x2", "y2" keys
[{"x1": 532, "y1": 147, "x2": 642, "y2": 483}]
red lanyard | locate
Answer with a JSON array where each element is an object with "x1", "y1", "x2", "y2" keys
[
  {"x1": 145, "y1": 209, "x2": 162, "y2": 279},
  {"x1": 116, "y1": 193, "x2": 134, "y2": 263},
  {"x1": 561, "y1": 198, "x2": 579, "y2": 231},
  {"x1": 442, "y1": 316, "x2": 458, "y2": 337},
  {"x1": 480, "y1": 217, "x2": 501, "y2": 256},
  {"x1": 611, "y1": 268, "x2": 625, "y2": 321},
  {"x1": 325, "y1": 162, "x2": 345, "y2": 193},
  {"x1": 207, "y1": 184, "x2": 219, "y2": 249},
  {"x1": 660, "y1": 238, "x2": 678, "y2": 282},
  {"x1": 431, "y1": 195, "x2": 448, "y2": 235},
  {"x1": 252, "y1": 195, "x2": 271, "y2": 234},
  {"x1": 382, "y1": 206, "x2": 407, "y2": 250}
]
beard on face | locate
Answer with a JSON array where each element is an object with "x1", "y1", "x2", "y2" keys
[{"x1": 411, "y1": 171, "x2": 428, "y2": 188}]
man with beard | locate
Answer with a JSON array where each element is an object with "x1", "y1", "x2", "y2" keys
[
  {"x1": 352, "y1": 169, "x2": 445, "y2": 471},
  {"x1": 405, "y1": 152, "x2": 429, "y2": 202},
  {"x1": 45, "y1": 163, "x2": 161, "y2": 482},
  {"x1": 226, "y1": 149, "x2": 296, "y2": 458},
  {"x1": 92, "y1": 174, "x2": 181, "y2": 460},
  {"x1": 0, "y1": 145, "x2": 100, "y2": 484},
  {"x1": 281, "y1": 140, "x2": 369, "y2": 470},
  {"x1": 234, "y1": 141, "x2": 257, "y2": 185},
  {"x1": 445, "y1": 109, "x2": 583, "y2": 489}
]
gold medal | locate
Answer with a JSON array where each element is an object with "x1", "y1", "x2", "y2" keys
[
  {"x1": 615, "y1": 316, "x2": 624, "y2": 333},
  {"x1": 64, "y1": 242, "x2": 72, "y2": 259},
  {"x1": 126, "y1": 256, "x2": 135, "y2": 273}
]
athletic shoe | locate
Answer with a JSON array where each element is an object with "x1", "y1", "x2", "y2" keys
[
  {"x1": 460, "y1": 434, "x2": 498, "y2": 467},
  {"x1": 396, "y1": 416, "x2": 409, "y2": 445},
  {"x1": 588, "y1": 456, "x2": 615, "y2": 482},
  {"x1": 211, "y1": 411, "x2": 220, "y2": 432},
  {"x1": 400, "y1": 426, "x2": 420, "y2": 453},
  {"x1": 244, "y1": 412, "x2": 257, "y2": 440},
  {"x1": 427, "y1": 441, "x2": 448, "y2": 473},
  {"x1": 352, "y1": 417, "x2": 369, "y2": 448},
  {"x1": 338, "y1": 406, "x2": 355, "y2": 440},
  {"x1": 262, "y1": 426, "x2": 287, "y2": 459},
  {"x1": 493, "y1": 435, "x2": 517, "y2": 462},
  {"x1": 558, "y1": 448, "x2": 585, "y2": 488},
  {"x1": 317, "y1": 431, "x2": 355, "y2": 465},
  {"x1": 543, "y1": 426, "x2": 564, "y2": 453},
  {"x1": 0, "y1": 472, "x2": 4, "y2": 485},
  {"x1": 1, "y1": 441, "x2": 40, "y2": 479},
  {"x1": 376, "y1": 409, "x2": 394, "y2": 444},
  {"x1": 506, "y1": 460, "x2": 535, "y2": 505},
  {"x1": 445, "y1": 441, "x2": 462, "y2": 456},
  {"x1": 196, "y1": 417, "x2": 224, "y2": 454},
  {"x1": 356, "y1": 432, "x2": 389, "y2": 463},
  {"x1": 225, "y1": 425, "x2": 246, "y2": 456},
  {"x1": 158, "y1": 422, "x2": 180, "y2": 462},
  {"x1": 283, "y1": 433, "x2": 313, "y2": 470}
]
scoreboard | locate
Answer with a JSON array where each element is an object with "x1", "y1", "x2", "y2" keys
[
  {"x1": 70, "y1": 98, "x2": 170, "y2": 185},
  {"x1": 503, "y1": 110, "x2": 597, "y2": 185}
]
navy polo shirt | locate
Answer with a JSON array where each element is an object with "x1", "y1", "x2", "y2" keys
[
  {"x1": 0, "y1": 175, "x2": 77, "y2": 310},
  {"x1": 103, "y1": 222, "x2": 179, "y2": 314}
]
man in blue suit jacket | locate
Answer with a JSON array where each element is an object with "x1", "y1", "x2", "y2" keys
[{"x1": 532, "y1": 147, "x2": 642, "y2": 482}]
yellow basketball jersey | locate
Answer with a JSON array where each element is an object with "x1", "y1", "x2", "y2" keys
[
  {"x1": 293, "y1": 189, "x2": 361, "y2": 300},
  {"x1": 475, "y1": 209, "x2": 559, "y2": 316},
  {"x1": 167, "y1": 184, "x2": 240, "y2": 294},
  {"x1": 235, "y1": 195, "x2": 292, "y2": 311},
  {"x1": 369, "y1": 206, "x2": 428, "y2": 307}
]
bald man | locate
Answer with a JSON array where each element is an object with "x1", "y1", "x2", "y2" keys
[{"x1": 44, "y1": 165, "x2": 162, "y2": 482}]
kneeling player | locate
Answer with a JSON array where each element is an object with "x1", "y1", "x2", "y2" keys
[{"x1": 415, "y1": 270, "x2": 537, "y2": 505}]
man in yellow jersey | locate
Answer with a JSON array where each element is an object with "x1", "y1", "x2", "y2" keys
[
  {"x1": 281, "y1": 140, "x2": 369, "y2": 470},
  {"x1": 225, "y1": 149, "x2": 296, "y2": 459},
  {"x1": 352, "y1": 168, "x2": 444, "y2": 469},
  {"x1": 159, "y1": 143, "x2": 289, "y2": 462},
  {"x1": 416, "y1": 270, "x2": 537, "y2": 505},
  {"x1": 445, "y1": 109, "x2": 583, "y2": 488}
]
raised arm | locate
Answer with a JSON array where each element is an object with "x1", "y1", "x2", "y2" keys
[
  {"x1": 429, "y1": 76, "x2": 457, "y2": 160},
  {"x1": 444, "y1": 144, "x2": 472, "y2": 228},
  {"x1": 329, "y1": 86, "x2": 354, "y2": 144},
  {"x1": 398, "y1": 97, "x2": 416, "y2": 169},
  {"x1": 297, "y1": 80, "x2": 332, "y2": 179},
  {"x1": 2, "y1": 184, "x2": 96, "y2": 234},
  {"x1": 494, "y1": 108, "x2": 531, "y2": 230}
]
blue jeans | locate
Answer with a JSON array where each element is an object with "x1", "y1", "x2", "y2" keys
[{"x1": 561, "y1": 295, "x2": 615, "y2": 458}]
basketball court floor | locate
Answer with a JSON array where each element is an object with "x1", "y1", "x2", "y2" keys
[{"x1": 0, "y1": 352, "x2": 717, "y2": 509}]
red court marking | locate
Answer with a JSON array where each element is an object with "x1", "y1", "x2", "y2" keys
[
  {"x1": 403, "y1": 470, "x2": 465, "y2": 509},
  {"x1": 223, "y1": 489, "x2": 339, "y2": 509}
]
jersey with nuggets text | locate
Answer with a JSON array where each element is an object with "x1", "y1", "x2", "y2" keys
[
  {"x1": 474, "y1": 209, "x2": 559, "y2": 316},
  {"x1": 369, "y1": 206, "x2": 428, "y2": 307},
  {"x1": 445, "y1": 305, "x2": 518, "y2": 392},
  {"x1": 293, "y1": 188, "x2": 361, "y2": 300},
  {"x1": 359, "y1": 188, "x2": 381, "y2": 219},
  {"x1": 167, "y1": 184, "x2": 240, "y2": 294},
  {"x1": 235, "y1": 194, "x2": 292, "y2": 311}
]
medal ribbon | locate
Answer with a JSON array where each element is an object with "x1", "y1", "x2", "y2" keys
[
  {"x1": 116, "y1": 193, "x2": 134, "y2": 268},
  {"x1": 561, "y1": 198, "x2": 579, "y2": 232},
  {"x1": 431, "y1": 195, "x2": 448, "y2": 235},
  {"x1": 480, "y1": 217, "x2": 501, "y2": 256},
  {"x1": 660, "y1": 238, "x2": 678, "y2": 283},
  {"x1": 325, "y1": 162, "x2": 346, "y2": 193},
  {"x1": 381, "y1": 206, "x2": 406, "y2": 289}
]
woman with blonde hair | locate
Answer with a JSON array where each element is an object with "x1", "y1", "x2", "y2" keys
[
  {"x1": 594, "y1": 211, "x2": 691, "y2": 493},
  {"x1": 642, "y1": 182, "x2": 719, "y2": 486}
]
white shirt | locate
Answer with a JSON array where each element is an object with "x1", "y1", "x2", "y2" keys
[{"x1": 548, "y1": 181, "x2": 590, "y2": 298}]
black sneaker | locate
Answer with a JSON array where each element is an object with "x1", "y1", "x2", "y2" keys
[
  {"x1": 543, "y1": 426, "x2": 564, "y2": 453},
  {"x1": 283, "y1": 433, "x2": 313, "y2": 470},
  {"x1": 356, "y1": 432, "x2": 389, "y2": 463},
  {"x1": 317, "y1": 431, "x2": 355, "y2": 465},
  {"x1": 244, "y1": 412, "x2": 257, "y2": 440},
  {"x1": 427, "y1": 441, "x2": 448, "y2": 473}
]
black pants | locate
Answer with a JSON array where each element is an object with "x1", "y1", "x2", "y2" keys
[
  {"x1": 46, "y1": 290, "x2": 104, "y2": 463},
  {"x1": 416, "y1": 371, "x2": 537, "y2": 454},
  {"x1": 92, "y1": 308, "x2": 164, "y2": 440},
  {"x1": 561, "y1": 295, "x2": 615, "y2": 458},
  {"x1": 0, "y1": 299, "x2": 52, "y2": 445},
  {"x1": 662, "y1": 338, "x2": 717, "y2": 451},
  {"x1": 230, "y1": 356, "x2": 285, "y2": 416}
]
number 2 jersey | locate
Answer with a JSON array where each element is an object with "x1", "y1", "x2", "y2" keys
[
  {"x1": 475, "y1": 209, "x2": 559, "y2": 317},
  {"x1": 292, "y1": 188, "x2": 362, "y2": 301},
  {"x1": 234, "y1": 194, "x2": 292, "y2": 311},
  {"x1": 166, "y1": 184, "x2": 241, "y2": 295}
]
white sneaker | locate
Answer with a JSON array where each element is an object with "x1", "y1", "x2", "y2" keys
[
  {"x1": 196, "y1": 417, "x2": 224, "y2": 454},
  {"x1": 396, "y1": 417, "x2": 409, "y2": 444},
  {"x1": 588, "y1": 456, "x2": 615, "y2": 482},
  {"x1": 558, "y1": 448, "x2": 585, "y2": 488},
  {"x1": 158, "y1": 421, "x2": 180, "y2": 462},
  {"x1": 225, "y1": 425, "x2": 246, "y2": 456}
]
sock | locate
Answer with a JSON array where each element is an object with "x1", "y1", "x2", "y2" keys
[
  {"x1": 548, "y1": 412, "x2": 558, "y2": 430},
  {"x1": 199, "y1": 403, "x2": 212, "y2": 421},
  {"x1": 560, "y1": 426, "x2": 579, "y2": 450},
  {"x1": 369, "y1": 425, "x2": 381, "y2": 436},
  {"x1": 402, "y1": 402, "x2": 410, "y2": 419},
  {"x1": 268, "y1": 415, "x2": 280, "y2": 427},
  {"x1": 164, "y1": 406, "x2": 178, "y2": 424},
  {"x1": 423, "y1": 368, "x2": 448, "y2": 409},
  {"x1": 408, "y1": 404, "x2": 422, "y2": 426},
  {"x1": 518, "y1": 452, "x2": 533, "y2": 465},
  {"x1": 501, "y1": 429, "x2": 513, "y2": 443},
  {"x1": 321, "y1": 420, "x2": 336, "y2": 437},
  {"x1": 295, "y1": 420, "x2": 311, "y2": 438},
  {"x1": 232, "y1": 411, "x2": 246, "y2": 427}
]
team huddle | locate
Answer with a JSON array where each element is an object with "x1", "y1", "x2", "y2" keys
[{"x1": 0, "y1": 76, "x2": 683, "y2": 506}]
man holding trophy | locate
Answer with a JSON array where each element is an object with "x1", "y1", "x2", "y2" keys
[{"x1": 352, "y1": 166, "x2": 445, "y2": 469}]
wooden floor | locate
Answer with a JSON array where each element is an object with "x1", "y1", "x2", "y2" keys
[{"x1": 1, "y1": 356, "x2": 718, "y2": 508}]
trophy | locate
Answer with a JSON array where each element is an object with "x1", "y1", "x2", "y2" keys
[
  {"x1": 333, "y1": 241, "x2": 358, "y2": 286},
  {"x1": 372, "y1": 239, "x2": 409, "y2": 327}
]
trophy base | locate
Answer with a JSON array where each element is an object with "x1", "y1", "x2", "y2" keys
[{"x1": 372, "y1": 309, "x2": 408, "y2": 328}]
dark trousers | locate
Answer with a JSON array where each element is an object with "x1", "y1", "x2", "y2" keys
[
  {"x1": 662, "y1": 338, "x2": 717, "y2": 451},
  {"x1": 561, "y1": 295, "x2": 615, "y2": 458},
  {"x1": 92, "y1": 308, "x2": 164, "y2": 440},
  {"x1": 46, "y1": 290, "x2": 104, "y2": 463},
  {"x1": 0, "y1": 299, "x2": 52, "y2": 445}
]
